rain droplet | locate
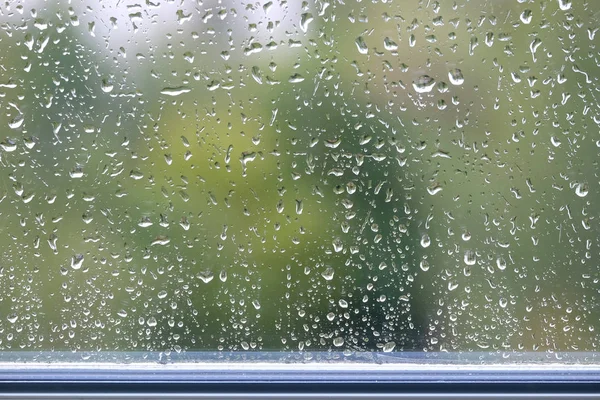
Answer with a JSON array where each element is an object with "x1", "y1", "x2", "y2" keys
[
  {"x1": 382, "y1": 341, "x2": 396, "y2": 352},
  {"x1": 129, "y1": 170, "x2": 144, "y2": 180},
  {"x1": 71, "y1": 254, "x2": 84, "y2": 270},
  {"x1": 151, "y1": 236, "x2": 170, "y2": 246},
  {"x1": 355, "y1": 36, "x2": 368, "y2": 54},
  {"x1": 321, "y1": 266, "x2": 335, "y2": 280},
  {"x1": 520, "y1": 9, "x2": 533, "y2": 24},
  {"x1": 333, "y1": 337, "x2": 344, "y2": 347},
  {"x1": 183, "y1": 51, "x2": 194, "y2": 63},
  {"x1": 558, "y1": 0, "x2": 571, "y2": 11},
  {"x1": 530, "y1": 38, "x2": 542, "y2": 62},
  {"x1": 575, "y1": 183, "x2": 588, "y2": 197},
  {"x1": 427, "y1": 183, "x2": 443, "y2": 195},
  {"x1": 23, "y1": 136, "x2": 37, "y2": 149},
  {"x1": 198, "y1": 270, "x2": 214, "y2": 283},
  {"x1": 8, "y1": 114, "x2": 24, "y2": 129},
  {"x1": 0, "y1": 139, "x2": 17, "y2": 152},
  {"x1": 413, "y1": 75, "x2": 436, "y2": 93},
  {"x1": 383, "y1": 37, "x2": 398, "y2": 51},
  {"x1": 101, "y1": 78, "x2": 114, "y2": 93},
  {"x1": 69, "y1": 167, "x2": 84, "y2": 179},
  {"x1": 464, "y1": 250, "x2": 477, "y2": 266},
  {"x1": 448, "y1": 68, "x2": 464, "y2": 85},
  {"x1": 332, "y1": 238, "x2": 343, "y2": 252},
  {"x1": 138, "y1": 217, "x2": 153, "y2": 228},
  {"x1": 276, "y1": 199, "x2": 284, "y2": 213},
  {"x1": 496, "y1": 257, "x2": 507, "y2": 271},
  {"x1": 295, "y1": 199, "x2": 303, "y2": 215},
  {"x1": 288, "y1": 73, "x2": 305, "y2": 83},
  {"x1": 160, "y1": 86, "x2": 191, "y2": 96},
  {"x1": 251, "y1": 66, "x2": 263, "y2": 84},
  {"x1": 300, "y1": 13, "x2": 313, "y2": 32},
  {"x1": 176, "y1": 9, "x2": 192, "y2": 24}
]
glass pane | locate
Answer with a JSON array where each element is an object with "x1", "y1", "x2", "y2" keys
[{"x1": 0, "y1": 0, "x2": 598, "y2": 360}]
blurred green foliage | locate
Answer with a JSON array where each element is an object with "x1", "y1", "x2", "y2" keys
[{"x1": 0, "y1": 0, "x2": 598, "y2": 356}]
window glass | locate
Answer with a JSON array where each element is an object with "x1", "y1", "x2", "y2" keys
[{"x1": 0, "y1": 0, "x2": 598, "y2": 359}]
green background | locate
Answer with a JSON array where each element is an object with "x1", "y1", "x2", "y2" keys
[{"x1": 0, "y1": 0, "x2": 598, "y2": 356}]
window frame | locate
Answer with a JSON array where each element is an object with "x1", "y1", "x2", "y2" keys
[{"x1": 1, "y1": 352, "x2": 600, "y2": 398}]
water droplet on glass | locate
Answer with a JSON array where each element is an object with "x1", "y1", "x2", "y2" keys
[
  {"x1": 151, "y1": 236, "x2": 170, "y2": 246},
  {"x1": 496, "y1": 257, "x2": 507, "y2": 271},
  {"x1": 558, "y1": 0, "x2": 572, "y2": 11},
  {"x1": 321, "y1": 266, "x2": 335, "y2": 280},
  {"x1": 464, "y1": 250, "x2": 477, "y2": 266},
  {"x1": 176, "y1": 9, "x2": 192, "y2": 24},
  {"x1": 183, "y1": 51, "x2": 194, "y2": 63},
  {"x1": 69, "y1": 167, "x2": 84, "y2": 179},
  {"x1": 1, "y1": 139, "x2": 17, "y2": 152},
  {"x1": 198, "y1": 270, "x2": 214, "y2": 283},
  {"x1": 575, "y1": 183, "x2": 588, "y2": 197},
  {"x1": 295, "y1": 199, "x2": 303, "y2": 215},
  {"x1": 130, "y1": 170, "x2": 144, "y2": 180},
  {"x1": 427, "y1": 183, "x2": 443, "y2": 195},
  {"x1": 382, "y1": 341, "x2": 396, "y2": 352},
  {"x1": 530, "y1": 38, "x2": 542, "y2": 62},
  {"x1": 383, "y1": 37, "x2": 398, "y2": 51},
  {"x1": 8, "y1": 114, "x2": 24, "y2": 129},
  {"x1": 333, "y1": 337, "x2": 344, "y2": 347},
  {"x1": 332, "y1": 238, "x2": 343, "y2": 252},
  {"x1": 138, "y1": 217, "x2": 153, "y2": 228},
  {"x1": 520, "y1": 9, "x2": 533, "y2": 24},
  {"x1": 160, "y1": 86, "x2": 191, "y2": 96},
  {"x1": 71, "y1": 254, "x2": 84, "y2": 270},
  {"x1": 448, "y1": 68, "x2": 464, "y2": 85},
  {"x1": 355, "y1": 36, "x2": 368, "y2": 54},
  {"x1": 413, "y1": 75, "x2": 436, "y2": 93},
  {"x1": 23, "y1": 136, "x2": 36, "y2": 149},
  {"x1": 300, "y1": 13, "x2": 313, "y2": 32},
  {"x1": 101, "y1": 78, "x2": 114, "y2": 93},
  {"x1": 288, "y1": 73, "x2": 305, "y2": 83}
]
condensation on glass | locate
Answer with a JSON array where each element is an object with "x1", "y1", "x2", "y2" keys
[{"x1": 0, "y1": 0, "x2": 598, "y2": 358}]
